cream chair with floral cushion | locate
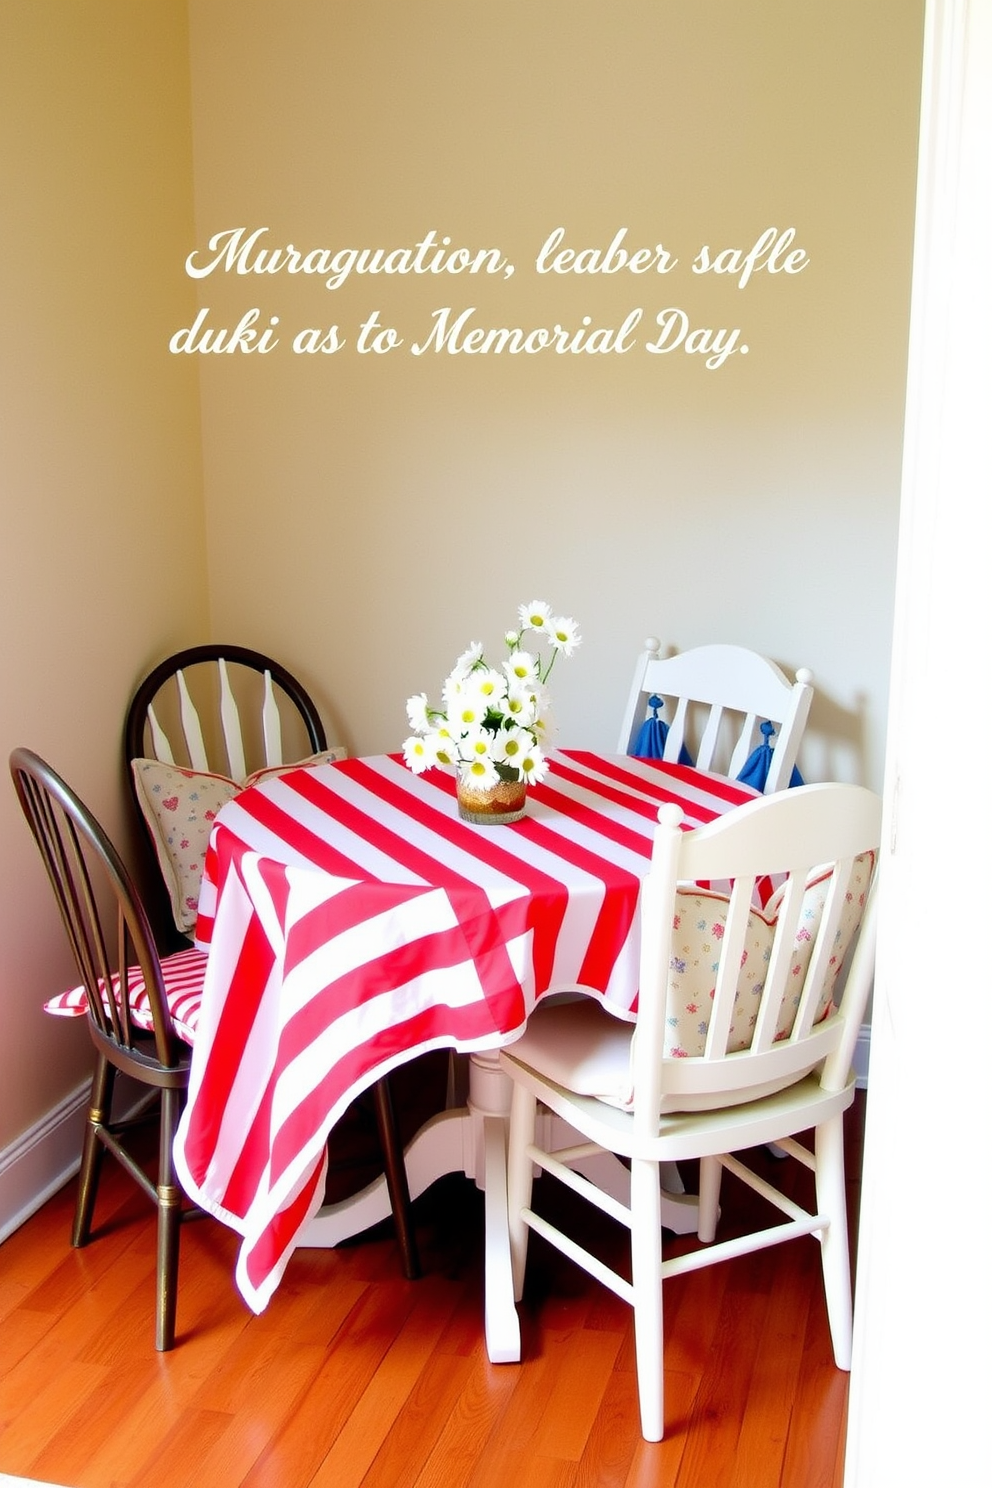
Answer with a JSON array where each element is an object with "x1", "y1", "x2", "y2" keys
[
  {"x1": 496, "y1": 781, "x2": 881, "y2": 1441},
  {"x1": 124, "y1": 643, "x2": 419, "y2": 1281}
]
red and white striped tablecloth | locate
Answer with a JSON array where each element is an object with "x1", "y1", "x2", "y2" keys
[{"x1": 174, "y1": 749, "x2": 757, "y2": 1312}]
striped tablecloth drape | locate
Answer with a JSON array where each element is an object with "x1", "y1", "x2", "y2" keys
[{"x1": 174, "y1": 750, "x2": 757, "y2": 1311}]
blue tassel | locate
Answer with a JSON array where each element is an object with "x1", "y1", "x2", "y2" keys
[
  {"x1": 737, "y1": 720, "x2": 804, "y2": 790},
  {"x1": 631, "y1": 696, "x2": 694, "y2": 765}
]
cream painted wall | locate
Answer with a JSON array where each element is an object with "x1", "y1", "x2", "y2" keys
[
  {"x1": 0, "y1": 3, "x2": 207, "y2": 1150},
  {"x1": 0, "y1": 0, "x2": 923, "y2": 1229},
  {"x1": 186, "y1": 1, "x2": 922, "y2": 788}
]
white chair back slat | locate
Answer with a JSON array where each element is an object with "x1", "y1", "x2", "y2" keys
[
  {"x1": 261, "y1": 670, "x2": 284, "y2": 767},
  {"x1": 176, "y1": 671, "x2": 210, "y2": 773},
  {"x1": 693, "y1": 703, "x2": 725, "y2": 774},
  {"x1": 666, "y1": 696, "x2": 691, "y2": 763},
  {"x1": 726, "y1": 710, "x2": 760, "y2": 778},
  {"x1": 703, "y1": 879, "x2": 754, "y2": 1059},
  {"x1": 790, "y1": 857, "x2": 852, "y2": 1043},
  {"x1": 217, "y1": 659, "x2": 247, "y2": 782},
  {"x1": 629, "y1": 804, "x2": 683, "y2": 1135},
  {"x1": 145, "y1": 702, "x2": 176, "y2": 765},
  {"x1": 749, "y1": 872, "x2": 806, "y2": 1053}
]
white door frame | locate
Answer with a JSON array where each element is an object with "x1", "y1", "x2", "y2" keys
[{"x1": 845, "y1": 3, "x2": 992, "y2": 1483}]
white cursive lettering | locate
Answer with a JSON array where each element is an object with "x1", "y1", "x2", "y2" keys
[
  {"x1": 184, "y1": 227, "x2": 514, "y2": 290},
  {"x1": 411, "y1": 307, "x2": 643, "y2": 356},
  {"x1": 536, "y1": 227, "x2": 677, "y2": 276}
]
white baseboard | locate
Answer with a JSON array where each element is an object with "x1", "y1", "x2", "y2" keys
[
  {"x1": 0, "y1": 1476, "x2": 73, "y2": 1488},
  {"x1": 853, "y1": 1022, "x2": 872, "y2": 1090},
  {"x1": 0, "y1": 1079, "x2": 88, "y2": 1244}
]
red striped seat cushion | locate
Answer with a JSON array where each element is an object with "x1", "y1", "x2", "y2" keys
[{"x1": 42, "y1": 946, "x2": 206, "y2": 1046}]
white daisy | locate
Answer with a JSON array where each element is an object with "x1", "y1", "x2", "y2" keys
[
  {"x1": 518, "y1": 600, "x2": 552, "y2": 635},
  {"x1": 469, "y1": 667, "x2": 508, "y2": 710},
  {"x1": 503, "y1": 649, "x2": 539, "y2": 685},
  {"x1": 502, "y1": 683, "x2": 539, "y2": 727},
  {"x1": 548, "y1": 616, "x2": 581, "y2": 655},
  {"x1": 518, "y1": 744, "x2": 549, "y2": 784},
  {"x1": 426, "y1": 730, "x2": 457, "y2": 768},
  {"x1": 532, "y1": 705, "x2": 557, "y2": 747},
  {"x1": 448, "y1": 696, "x2": 485, "y2": 731},
  {"x1": 400, "y1": 599, "x2": 580, "y2": 789},
  {"x1": 459, "y1": 754, "x2": 500, "y2": 789},
  {"x1": 460, "y1": 725, "x2": 496, "y2": 763},
  {"x1": 451, "y1": 642, "x2": 484, "y2": 678},
  {"x1": 405, "y1": 692, "x2": 431, "y2": 732},
  {"x1": 491, "y1": 725, "x2": 534, "y2": 768},
  {"x1": 402, "y1": 736, "x2": 433, "y2": 774}
]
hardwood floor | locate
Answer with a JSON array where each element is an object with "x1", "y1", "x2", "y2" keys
[{"x1": 0, "y1": 1064, "x2": 862, "y2": 1488}]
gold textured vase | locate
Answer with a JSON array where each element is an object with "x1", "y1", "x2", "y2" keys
[{"x1": 456, "y1": 771, "x2": 527, "y2": 825}]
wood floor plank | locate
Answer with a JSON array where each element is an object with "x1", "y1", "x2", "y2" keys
[
  {"x1": 235, "y1": 1283, "x2": 423, "y2": 1488},
  {"x1": 128, "y1": 1408, "x2": 234, "y2": 1488},
  {"x1": 0, "y1": 1359, "x2": 108, "y2": 1478},
  {"x1": 669, "y1": 1285, "x2": 767, "y2": 1488},
  {"x1": 351, "y1": 1351, "x2": 477, "y2": 1488},
  {"x1": 573, "y1": 1370, "x2": 645, "y2": 1487},
  {"x1": 728, "y1": 1261, "x2": 813, "y2": 1488},
  {"x1": 471, "y1": 1449, "x2": 578, "y2": 1488},
  {"x1": 185, "y1": 1336, "x2": 333, "y2": 1488},
  {"x1": 464, "y1": 1327, "x2": 565, "y2": 1467},
  {"x1": 527, "y1": 1326, "x2": 626, "y2": 1462},
  {"x1": 27, "y1": 1354, "x2": 162, "y2": 1488},
  {"x1": 409, "y1": 1355, "x2": 521, "y2": 1488},
  {"x1": 304, "y1": 1278, "x2": 466, "y2": 1488}
]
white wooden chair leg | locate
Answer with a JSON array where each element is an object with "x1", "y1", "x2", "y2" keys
[
  {"x1": 697, "y1": 1154, "x2": 722, "y2": 1243},
  {"x1": 630, "y1": 1157, "x2": 665, "y2": 1442},
  {"x1": 506, "y1": 1080, "x2": 538, "y2": 1303},
  {"x1": 815, "y1": 1112, "x2": 854, "y2": 1369}
]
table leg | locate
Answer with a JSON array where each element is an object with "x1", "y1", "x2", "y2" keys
[
  {"x1": 480, "y1": 1110, "x2": 522, "y2": 1363},
  {"x1": 299, "y1": 1104, "x2": 476, "y2": 1247},
  {"x1": 299, "y1": 1049, "x2": 700, "y2": 1362}
]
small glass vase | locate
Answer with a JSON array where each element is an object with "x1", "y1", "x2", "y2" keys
[{"x1": 456, "y1": 770, "x2": 527, "y2": 825}]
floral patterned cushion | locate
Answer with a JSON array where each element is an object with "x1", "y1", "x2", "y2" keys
[
  {"x1": 43, "y1": 946, "x2": 207, "y2": 1046},
  {"x1": 664, "y1": 851, "x2": 876, "y2": 1058},
  {"x1": 130, "y1": 750, "x2": 347, "y2": 934}
]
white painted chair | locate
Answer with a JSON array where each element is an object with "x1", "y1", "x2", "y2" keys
[
  {"x1": 498, "y1": 781, "x2": 881, "y2": 1441},
  {"x1": 618, "y1": 640, "x2": 814, "y2": 793}
]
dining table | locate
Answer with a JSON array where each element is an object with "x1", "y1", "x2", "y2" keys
[{"x1": 173, "y1": 747, "x2": 760, "y2": 1360}]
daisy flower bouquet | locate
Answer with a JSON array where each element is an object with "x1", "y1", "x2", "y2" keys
[{"x1": 402, "y1": 600, "x2": 581, "y2": 801}]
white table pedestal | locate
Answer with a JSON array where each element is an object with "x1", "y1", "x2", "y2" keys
[{"x1": 300, "y1": 1049, "x2": 700, "y2": 1362}]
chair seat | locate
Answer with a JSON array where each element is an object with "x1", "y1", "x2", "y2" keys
[
  {"x1": 43, "y1": 945, "x2": 206, "y2": 1046},
  {"x1": 507, "y1": 999, "x2": 637, "y2": 1107},
  {"x1": 504, "y1": 998, "x2": 839, "y2": 1126}
]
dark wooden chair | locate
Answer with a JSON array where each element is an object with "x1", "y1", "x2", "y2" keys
[
  {"x1": 124, "y1": 642, "x2": 329, "y2": 783},
  {"x1": 11, "y1": 747, "x2": 205, "y2": 1349},
  {"x1": 124, "y1": 646, "x2": 420, "y2": 1282}
]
